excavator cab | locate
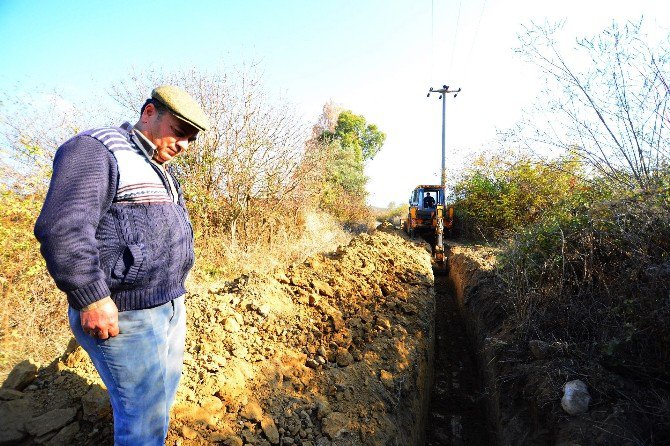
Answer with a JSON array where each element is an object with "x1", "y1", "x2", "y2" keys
[{"x1": 404, "y1": 185, "x2": 454, "y2": 263}]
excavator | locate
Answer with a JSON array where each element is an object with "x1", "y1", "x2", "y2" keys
[
  {"x1": 403, "y1": 185, "x2": 454, "y2": 264},
  {"x1": 403, "y1": 84, "x2": 460, "y2": 264}
]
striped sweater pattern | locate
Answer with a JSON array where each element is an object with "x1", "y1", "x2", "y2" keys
[{"x1": 35, "y1": 123, "x2": 194, "y2": 311}]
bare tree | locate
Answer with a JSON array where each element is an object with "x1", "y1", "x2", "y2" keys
[
  {"x1": 110, "y1": 64, "x2": 315, "y2": 246},
  {"x1": 311, "y1": 100, "x2": 342, "y2": 139},
  {"x1": 515, "y1": 20, "x2": 670, "y2": 190},
  {"x1": 0, "y1": 90, "x2": 92, "y2": 192}
]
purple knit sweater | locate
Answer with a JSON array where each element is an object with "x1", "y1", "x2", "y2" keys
[{"x1": 34, "y1": 124, "x2": 194, "y2": 311}]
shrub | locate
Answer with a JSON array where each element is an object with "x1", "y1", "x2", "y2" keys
[
  {"x1": 0, "y1": 187, "x2": 68, "y2": 378},
  {"x1": 452, "y1": 153, "x2": 585, "y2": 240},
  {"x1": 499, "y1": 185, "x2": 670, "y2": 384}
]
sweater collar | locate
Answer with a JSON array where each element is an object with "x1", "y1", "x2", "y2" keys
[{"x1": 120, "y1": 122, "x2": 156, "y2": 160}]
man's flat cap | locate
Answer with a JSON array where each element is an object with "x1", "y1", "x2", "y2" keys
[{"x1": 152, "y1": 85, "x2": 210, "y2": 131}]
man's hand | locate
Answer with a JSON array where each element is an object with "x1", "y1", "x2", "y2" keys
[{"x1": 80, "y1": 297, "x2": 119, "y2": 340}]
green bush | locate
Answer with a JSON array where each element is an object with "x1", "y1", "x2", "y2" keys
[
  {"x1": 375, "y1": 202, "x2": 408, "y2": 224},
  {"x1": 452, "y1": 153, "x2": 585, "y2": 239}
]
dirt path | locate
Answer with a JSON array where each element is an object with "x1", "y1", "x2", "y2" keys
[{"x1": 425, "y1": 269, "x2": 491, "y2": 446}]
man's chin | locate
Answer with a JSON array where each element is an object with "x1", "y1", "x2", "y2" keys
[{"x1": 154, "y1": 153, "x2": 172, "y2": 164}]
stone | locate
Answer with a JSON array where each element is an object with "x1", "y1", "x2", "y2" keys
[
  {"x1": 311, "y1": 280, "x2": 334, "y2": 297},
  {"x1": 241, "y1": 427, "x2": 258, "y2": 443},
  {"x1": 232, "y1": 346, "x2": 248, "y2": 359},
  {"x1": 182, "y1": 425, "x2": 198, "y2": 439},
  {"x1": 258, "y1": 304, "x2": 271, "y2": 318},
  {"x1": 316, "y1": 400, "x2": 331, "y2": 420},
  {"x1": 321, "y1": 412, "x2": 348, "y2": 439},
  {"x1": 201, "y1": 395, "x2": 223, "y2": 412},
  {"x1": 81, "y1": 386, "x2": 110, "y2": 421},
  {"x1": 285, "y1": 414, "x2": 301, "y2": 435},
  {"x1": 33, "y1": 429, "x2": 58, "y2": 444},
  {"x1": 25, "y1": 407, "x2": 77, "y2": 437},
  {"x1": 335, "y1": 348, "x2": 353, "y2": 367},
  {"x1": 561, "y1": 380, "x2": 591, "y2": 415},
  {"x1": 375, "y1": 317, "x2": 392, "y2": 330},
  {"x1": 306, "y1": 358, "x2": 320, "y2": 369},
  {"x1": 224, "y1": 317, "x2": 241, "y2": 333},
  {"x1": 2, "y1": 359, "x2": 38, "y2": 391},
  {"x1": 329, "y1": 312, "x2": 345, "y2": 331},
  {"x1": 0, "y1": 399, "x2": 30, "y2": 444},
  {"x1": 211, "y1": 353, "x2": 228, "y2": 367},
  {"x1": 316, "y1": 437, "x2": 332, "y2": 446},
  {"x1": 63, "y1": 345, "x2": 88, "y2": 368},
  {"x1": 290, "y1": 275, "x2": 309, "y2": 288},
  {"x1": 240, "y1": 401, "x2": 263, "y2": 422},
  {"x1": 261, "y1": 416, "x2": 280, "y2": 444},
  {"x1": 379, "y1": 370, "x2": 394, "y2": 389},
  {"x1": 221, "y1": 435, "x2": 244, "y2": 446},
  {"x1": 0, "y1": 388, "x2": 24, "y2": 400},
  {"x1": 45, "y1": 422, "x2": 80, "y2": 446}
]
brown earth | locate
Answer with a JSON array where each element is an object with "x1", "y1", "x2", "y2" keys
[
  {"x1": 0, "y1": 226, "x2": 439, "y2": 446},
  {"x1": 4, "y1": 227, "x2": 661, "y2": 446}
]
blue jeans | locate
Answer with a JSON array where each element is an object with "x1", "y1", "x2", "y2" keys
[{"x1": 69, "y1": 297, "x2": 186, "y2": 446}]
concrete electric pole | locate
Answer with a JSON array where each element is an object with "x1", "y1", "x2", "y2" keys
[
  {"x1": 427, "y1": 84, "x2": 460, "y2": 258},
  {"x1": 426, "y1": 84, "x2": 461, "y2": 189}
]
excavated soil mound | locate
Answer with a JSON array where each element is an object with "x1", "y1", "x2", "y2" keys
[{"x1": 1, "y1": 226, "x2": 438, "y2": 446}]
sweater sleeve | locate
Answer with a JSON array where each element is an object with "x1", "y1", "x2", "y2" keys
[{"x1": 34, "y1": 135, "x2": 117, "y2": 309}]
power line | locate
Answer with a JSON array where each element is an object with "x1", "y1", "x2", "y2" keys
[
  {"x1": 430, "y1": 0, "x2": 435, "y2": 81},
  {"x1": 448, "y1": 0, "x2": 463, "y2": 75},
  {"x1": 462, "y1": 0, "x2": 488, "y2": 80}
]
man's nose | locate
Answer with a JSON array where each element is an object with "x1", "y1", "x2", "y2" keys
[{"x1": 176, "y1": 140, "x2": 189, "y2": 152}]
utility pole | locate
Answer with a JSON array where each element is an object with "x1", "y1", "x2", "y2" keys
[
  {"x1": 426, "y1": 84, "x2": 460, "y2": 189},
  {"x1": 427, "y1": 84, "x2": 460, "y2": 261}
]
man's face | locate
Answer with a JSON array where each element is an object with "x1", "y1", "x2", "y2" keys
[{"x1": 144, "y1": 103, "x2": 199, "y2": 163}]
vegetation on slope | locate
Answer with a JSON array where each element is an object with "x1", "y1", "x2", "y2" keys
[{"x1": 450, "y1": 20, "x2": 670, "y2": 443}]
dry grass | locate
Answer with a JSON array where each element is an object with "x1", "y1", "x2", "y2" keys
[
  {"x1": 0, "y1": 189, "x2": 69, "y2": 382},
  {"x1": 187, "y1": 210, "x2": 352, "y2": 291}
]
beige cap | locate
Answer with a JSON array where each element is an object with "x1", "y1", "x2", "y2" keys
[{"x1": 151, "y1": 85, "x2": 210, "y2": 131}]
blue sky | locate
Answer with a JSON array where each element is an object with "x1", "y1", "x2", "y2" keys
[{"x1": 1, "y1": 0, "x2": 669, "y2": 206}]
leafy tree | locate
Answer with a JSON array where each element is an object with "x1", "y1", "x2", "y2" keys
[
  {"x1": 320, "y1": 110, "x2": 386, "y2": 162},
  {"x1": 313, "y1": 108, "x2": 386, "y2": 221},
  {"x1": 111, "y1": 65, "x2": 313, "y2": 247}
]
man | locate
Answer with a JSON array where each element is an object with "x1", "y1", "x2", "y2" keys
[
  {"x1": 424, "y1": 192, "x2": 436, "y2": 208},
  {"x1": 35, "y1": 85, "x2": 209, "y2": 445}
]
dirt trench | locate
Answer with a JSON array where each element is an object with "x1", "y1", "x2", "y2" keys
[
  {"x1": 0, "y1": 227, "x2": 500, "y2": 446},
  {"x1": 424, "y1": 269, "x2": 491, "y2": 446}
]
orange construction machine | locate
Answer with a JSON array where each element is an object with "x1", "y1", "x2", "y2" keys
[{"x1": 404, "y1": 184, "x2": 454, "y2": 263}]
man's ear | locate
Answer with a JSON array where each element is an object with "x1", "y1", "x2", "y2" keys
[
  {"x1": 141, "y1": 102, "x2": 158, "y2": 124},
  {"x1": 145, "y1": 102, "x2": 157, "y2": 117}
]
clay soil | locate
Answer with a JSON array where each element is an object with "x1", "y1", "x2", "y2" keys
[{"x1": 2, "y1": 225, "x2": 444, "y2": 446}]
